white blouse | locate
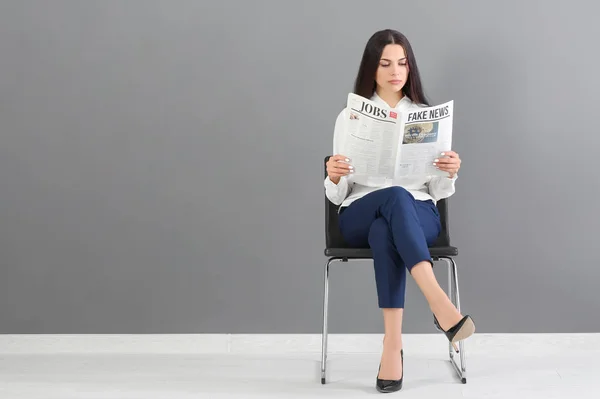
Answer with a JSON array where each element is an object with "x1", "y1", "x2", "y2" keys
[{"x1": 324, "y1": 93, "x2": 458, "y2": 208}]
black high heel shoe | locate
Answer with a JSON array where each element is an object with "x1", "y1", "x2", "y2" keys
[
  {"x1": 433, "y1": 315, "x2": 475, "y2": 352},
  {"x1": 376, "y1": 349, "x2": 403, "y2": 393}
]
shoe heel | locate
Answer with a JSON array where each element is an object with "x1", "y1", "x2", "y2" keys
[{"x1": 434, "y1": 315, "x2": 476, "y2": 353}]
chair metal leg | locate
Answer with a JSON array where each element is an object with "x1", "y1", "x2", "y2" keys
[
  {"x1": 441, "y1": 257, "x2": 468, "y2": 384},
  {"x1": 321, "y1": 258, "x2": 333, "y2": 384},
  {"x1": 447, "y1": 260, "x2": 454, "y2": 354}
]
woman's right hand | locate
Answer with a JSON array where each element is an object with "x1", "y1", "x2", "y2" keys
[{"x1": 326, "y1": 155, "x2": 354, "y2": 184}]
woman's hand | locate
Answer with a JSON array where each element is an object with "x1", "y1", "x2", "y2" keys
[
  {"x1": 433, "y1": 150, "x2": 461, "y2": 178},
  {"x1": 326, "y1": 154, "x2": 354, "y2": 184}
]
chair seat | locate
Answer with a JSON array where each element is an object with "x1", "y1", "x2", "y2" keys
[{"x1": 324, "y1": 246, "x2": 458, "y2": 258}]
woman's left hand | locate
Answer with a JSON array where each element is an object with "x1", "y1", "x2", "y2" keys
[{"x1": 433, "y1": 150, "x2": 461, "y2": 178}]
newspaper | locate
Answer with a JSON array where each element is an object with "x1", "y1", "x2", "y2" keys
[{"x1": 341, "y1": 93, "x2": 453, "y2": 187}]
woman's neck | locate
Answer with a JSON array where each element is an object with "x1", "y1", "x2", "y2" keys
[{"x1": 376, "y1": 89, "x2": 404, "y2": 108}]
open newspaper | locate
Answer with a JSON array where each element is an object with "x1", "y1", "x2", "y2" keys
[{"x1": 341, "y1": 93, "x2": 453, "y2": 187}]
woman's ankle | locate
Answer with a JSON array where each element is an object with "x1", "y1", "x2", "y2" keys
[{"x1": 383, "y1": 337, "x2": 403, "y2": 352}]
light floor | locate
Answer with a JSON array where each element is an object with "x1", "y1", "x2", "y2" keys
[
  {"x1": 0, "y1": 334, "x2": 598, "y2": 398},
  {"x1": 0, "y1": 350, "x2": 596, "y2": 398}
]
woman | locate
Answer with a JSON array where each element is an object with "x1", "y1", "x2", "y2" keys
[{"x1": 324, "y1": 29, "x2": 475, "y2": 393}]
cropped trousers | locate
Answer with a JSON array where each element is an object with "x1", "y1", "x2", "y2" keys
[{"x1": 338, "y1": 186, "x2": 442, "y2": 308}]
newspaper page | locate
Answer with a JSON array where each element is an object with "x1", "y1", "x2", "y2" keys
[
  {"x1": 395, "y1": 100, "x2": 454, "y2": 179},
  {"x1": 340, "y1": 93, "x2": 453, "y2": 186},
  {"x1": 341, "y1": 93, "x2": 403, "y2": 186}
]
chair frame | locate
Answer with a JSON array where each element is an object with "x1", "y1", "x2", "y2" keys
[{"x1": 320, "y1": 156, "x2": 467, "y2": 385}]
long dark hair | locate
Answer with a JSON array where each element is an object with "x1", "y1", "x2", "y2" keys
[{"x1": 353, "y1": 29, "x2": 429, "y2": 106}]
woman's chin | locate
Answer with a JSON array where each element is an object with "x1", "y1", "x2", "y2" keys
[
  {"x1": 380, "y1": 84, "x2": 405, "y2": 94},
  {"x1": 391, "y1": 83, "x2": 406, "y2": 92}
]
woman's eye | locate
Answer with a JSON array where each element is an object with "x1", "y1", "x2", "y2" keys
[{"x1": 380, "y1": 63, "x2": 390, "y2": 67}]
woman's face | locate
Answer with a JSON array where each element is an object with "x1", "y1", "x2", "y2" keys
[{"x1": 375, "y1": 44, "x2": 409, "y2": 95}]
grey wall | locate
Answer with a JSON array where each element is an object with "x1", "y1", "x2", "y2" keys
[{"x1": 1, "y1": 0, "x2": 598, "y2": 334}]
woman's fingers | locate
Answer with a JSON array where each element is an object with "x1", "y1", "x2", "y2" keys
[
  {"x1": 327, "y1": 154, "x2": 354, "y2": 177},
  {"x1": 433, "y1": 152, "x2": 460, "y2": 175}
]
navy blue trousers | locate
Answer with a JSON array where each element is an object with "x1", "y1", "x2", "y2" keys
[{"x1": 338, "y1": 187, "x2": 442, "y2": 309}]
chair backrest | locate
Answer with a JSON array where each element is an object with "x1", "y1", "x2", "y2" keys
[{"x1": 324, "y1": 156, "x2": 451, "y2": 249}]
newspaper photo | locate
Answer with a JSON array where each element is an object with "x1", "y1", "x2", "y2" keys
[{"x1": 340, "y1": 93, "x2": 454, "y2": 187}]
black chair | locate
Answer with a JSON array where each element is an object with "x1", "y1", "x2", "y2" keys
[{"x1": 320, "y1": 156, "x2": 467, "y2": 384}]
